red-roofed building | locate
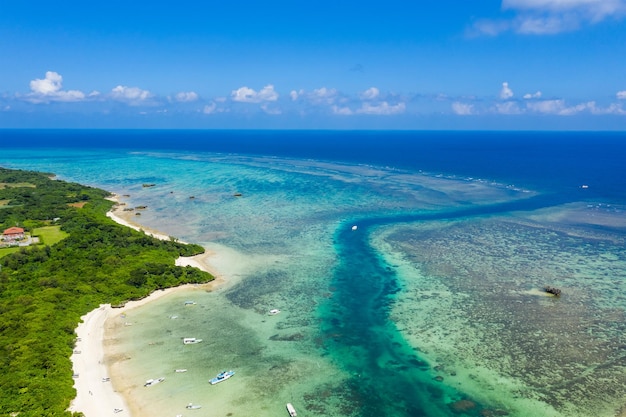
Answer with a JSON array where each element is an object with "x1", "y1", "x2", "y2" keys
[{"x1": 2, "y1": 227, "x2": 25, "y2": 241}]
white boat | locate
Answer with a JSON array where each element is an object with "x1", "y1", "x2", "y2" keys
[
  {"x1": 209, "y1": 370, "x2": 235, "y2": 385},
  {"x1": 286, "y1": 403, "x2": 297, "y2": 416},
  {"x1": 183, "y1": 337, "x2": 203, "y2": 344},
  {"x1": 269, "y1": 309, "x2": 281, "y2": 315},
  {"x1": 144, "y1": 377, "x2": 165, "y2": 387},
  {"x1": 351, "y1": 225, "x2": 358, "y2": 231},
  {"x1": 184, "y1": 300, "x2": 196, "y2": 305},
  {"x1": 175, "y1": 369, "x2": 188, "y2": 373},
  {"x1": 186, "y1": 403, "x2": 202, "y2": 409}
]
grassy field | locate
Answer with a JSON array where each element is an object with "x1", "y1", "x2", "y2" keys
[
  {"x1": 32, "y1": 225, "x2": 68, "y2": 246},
  {"x1": 0, "y1": 246, "x2": 20, "y2": 259},
  {"x1": 0, "y1": 182, "x2": 36, "y2": 189}
]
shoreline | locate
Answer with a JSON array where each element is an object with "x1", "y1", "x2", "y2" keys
[{"x1": 69, "y1": 195, "x2": 227, "y2": 417}]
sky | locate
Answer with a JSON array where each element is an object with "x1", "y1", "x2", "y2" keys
[{"x1": 1, "y1": 0, "x2": 625, "y2": 130}]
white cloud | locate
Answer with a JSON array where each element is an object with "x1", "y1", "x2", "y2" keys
[
  {"x1": 110, "y1": 85, "x2": 153, "y2": 105},
  {"x1": 290, "y1": 87, "x2": 338, "y2": 105},
  {"x1": 231, "y1": 85, "x2": 278, "y2": 103},
  {"x1": 591, "y1": 102, "x2": 626, "y2": 115},
  {"x1": 261, "y1": 103, "x2": 281, "y2": 115},
  {"x1": 332, "y1": 105, "x2": 353, "y2": 115},
  {"x1": 360, "y1": 87, "x2": 380, "y2": 100},
  {"x1": 495, "y1": 101, "x2": 523, "y2": 114},
  {"x1": 27, "y1": 71, "x2": 86, "y2": 103},
  {"x1": 289, "y1": 90, "x2": 302, "y2": 101},
  {"x1": 523, "y1": 91, "x2": 542, "y2": 99},
  {"x1": 473, "y1": 0, "x2": 626, "y2": 36},
  {"x1": 310, "y1": 87, "x2": 338, "y2": 104},
  {"x1": 30, "y1": 71, "x2": 63, "y2": 95},
  {"x1": 526, "y1": 99, "x2": 598, "y2": 115},
  {"x1": 202, "y1": 102, "x2": 228, "y2": 114},
  {"x1": 174, "y1": 91, "x2": 199, "y2": 102},
  {"x1": 356, "y1": 101, "x2": 405, "y2": 115},
  {"x1": 203, "y1": 102, "x2": 217, "y2": 114},
  {"x1": 526, "y1": 99, "x2": 565, "y2": 113},
  {"x1": 452, "y1": 102, "x2": 475, "y2": 115},
  {"x1": 500, "y1": 82, "x2": 514, "y2": 99},
  {"x1": 617, "y1": 91, "x2": 626, "y2": 99},
  {"x1": 503, "y1": 0, "x2": 626, "y2": 20}
]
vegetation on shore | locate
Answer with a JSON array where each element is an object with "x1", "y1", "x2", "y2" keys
[{"x1": 0, "y1": 167, "x2": 214, "y2": 416}]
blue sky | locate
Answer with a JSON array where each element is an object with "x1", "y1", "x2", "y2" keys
[{"x1": 1, "y1": 0, "x2": 625, "y2": 129}]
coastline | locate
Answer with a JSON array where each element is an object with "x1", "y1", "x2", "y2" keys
[{"x1": 69, "y1": 195, "x2": 226, "y2": 417}]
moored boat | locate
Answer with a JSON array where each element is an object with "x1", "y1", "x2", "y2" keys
[
  {"x1": 183, "y1": 337, "x2": 203, "y2": 344},
  {"x1": 144, "y1": 377, "x2": 165, "y2": 387},
  {"x1": 286, "y1": 403, "x2": 297, "y2": 416},
  {"x1": 209, "y1": 370, "x2": 235, "y2": 385}
]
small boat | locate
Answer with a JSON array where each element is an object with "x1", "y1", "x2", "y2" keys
[
  {"x1": 114, "y1": 408, "x2": 123, "y2": 413},
  {"x1": 175, "y1": 369, "x2": 188, "y2": 373},
  {"x1": 186, "y1": 403, "x2": 202, "y2": 409},
  {"x1": 269, "y1": 309, "x2": 281, "y2": 315},
  {"x1": 184, "y1": 300, "x2": 196, "y2": 306},
  {"x1": 286, "y1": 403, "x2": 297, "y2": 416},
  {"x1": 210, "y1": 370, "x2": 235, "y2": 385},
  {"x1": 144, "y1": 377, "x2": 165, "y2": 387},
  {"x1": 351, "y1": 225, "x2": 358, "y2": 231},
  {"x1": 183, "y1": 337, "x2": 203, "y2": 345}
]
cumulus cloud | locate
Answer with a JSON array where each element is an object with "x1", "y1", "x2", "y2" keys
[
  {"x1": 231, "y1": 85, "x2": 278, "y2": 103},
  {"x1": 500, "y1": 82, "x2": 514, "y2": 99},
  {"x1": 592, "y1": 102, "x2": 626, "y2": 115},
  {"x1": 332, "y1": 105, "x2": 353, "y2": 115},
  {"x1": 360, "y1": 87, "x2": 380, "y2": 100},
  {"x1": 261, "y1": 103, "x2": 282, "y2": 115},
  {"x1": 473, "y1": 0, "x2": 626, "y2": 35},
  {"x1": 617, "y1": 91, "x2": 626, "y2": 99},
  {"x1": 110, "y1": 85, "x2": 153, "y2": 105},
  {"x1": 202, "y1": 102, "x2": 228, "y2": 114},
  {"x1": 26, "y1": 71, "x2": 87, "y2": 103},
  {"x1": 174, "y1": 91, "x2": 199, "y2": 102},
  {"x1": 452, "y1": 102, "x2": 474, "y2": 115},
  {"x1": 309, "y1": 87, "x2": 338, "y2": 104},
  {"x1": 203, "y1": 102, "x2": 217, "y2": 114},
  {"x1": 523, "y1": 91, "x2": 542, "y2": 99},
  {"x1": 525, "y1": 99, "x2": 600, "y2": 115},
  {"x1": 356, "y1": 101, "x2": 405, "y2": 115},
  {"x1": 495, "y1": 101, "x2": 523, "y2": 114},
  {"x1": 290, "y1": 87, "x2": 338, "y2": 105}
]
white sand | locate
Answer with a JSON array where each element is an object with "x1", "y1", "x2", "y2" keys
[{"x1": 69, "y1": 196, "x2": 225, "y2": 417}]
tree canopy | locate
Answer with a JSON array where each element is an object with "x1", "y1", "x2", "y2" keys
[{"x1": 0, "y1": 167, "x2": 213, "y2": 416}]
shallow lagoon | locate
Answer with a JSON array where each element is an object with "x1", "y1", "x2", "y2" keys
[{"x1": 1, "y1": 136, "x2": 626, "y2": 416}]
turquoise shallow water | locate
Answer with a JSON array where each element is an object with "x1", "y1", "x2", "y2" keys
[{"x1": 1, "y1": 139, "x2": 626, "y2": 416}]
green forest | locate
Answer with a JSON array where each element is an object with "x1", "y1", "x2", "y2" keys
[{"x1": 0, "y1": 167, "x2": 214, "y2": 416}]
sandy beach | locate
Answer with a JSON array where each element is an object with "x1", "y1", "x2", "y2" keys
[{"x1": 69, "y1": 196, "x2": 226, "y2": 417}]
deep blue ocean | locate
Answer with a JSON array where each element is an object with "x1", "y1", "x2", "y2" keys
[
  {"x1": 2, "y1": 129, "x2": 625, "y2": 203},
  {"x1": 1, "y1": 130, "x2": 626, "y2": 417}
]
